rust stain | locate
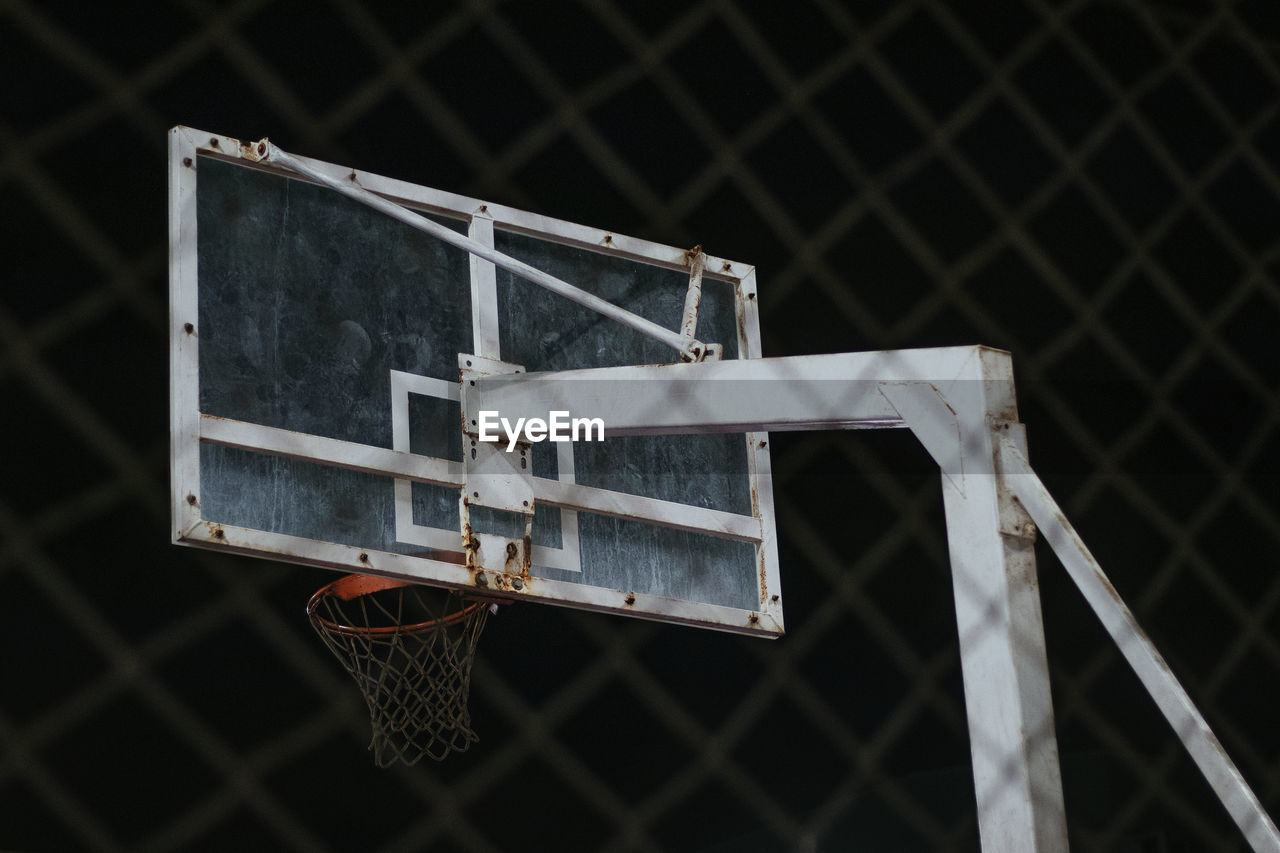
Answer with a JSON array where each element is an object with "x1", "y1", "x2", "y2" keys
[
  {"x1": 758, "y1": 551, "x2": 768, "y2": 605},
  {"x1": 735, "y1": 293, "x2": 748, "y2": 347},
  {"x1": 684, "y1": 244, "x2": 702, "y2": 266},
  {"x1": 462, "y1": 518, "x2": 477, "y2": 570},
  {"x1": 239, "y1": 138, "x2": 268, "y2": 161},
  {"x1": 927, "y1": 382, "x2": 958, "y2": 417}
]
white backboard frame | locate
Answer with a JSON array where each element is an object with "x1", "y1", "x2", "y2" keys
[{"x1": 168, "y1": 126, "x2": 782, "y2": 637}]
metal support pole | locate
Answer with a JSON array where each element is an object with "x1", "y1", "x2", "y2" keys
[{"x1": 883, "y1": 354, "x2": 1069, "y2": 853}]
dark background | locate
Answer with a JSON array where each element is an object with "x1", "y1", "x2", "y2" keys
[{"x1": 3, "y1": 1, "x2": 1279, "y2": 850}]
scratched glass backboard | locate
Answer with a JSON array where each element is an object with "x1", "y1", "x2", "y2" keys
[
  {"x1": 492, "y1": 230, "x2": 755, "y2": 609},
  {"x1": 195, "y1": 156, "x2": 474, "y2": 560},
  {"x1": 173, "y1": 128, "x2": 779, "y2": 635}
]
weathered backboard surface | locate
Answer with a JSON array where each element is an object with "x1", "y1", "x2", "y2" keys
[{"x1": 169, "y1": 127, "x2": 781, "y2": 636}]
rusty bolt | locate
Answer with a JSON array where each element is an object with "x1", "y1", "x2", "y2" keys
[
  {"x1": 747, "y1": 292, "x2": 756, "y2": 300},
  {"x1": 472, "y1": 491, "x2": 479, "y2": 498},
  {"x1": 213, "y1": 528, "x2": 225, "y2": 539},
  {"x1": 186, "y1": 493, "x2": 197, "y2": 506},
  {"x1": 603, "y1": 234, "x2": 613, "y2": 243},
  {"x1": 505, "y1": 542, "x2": 517, "y2": 559},
  {"x1": 474, "y1": 571, "x2": 489, "y2": 587},
  {"x1": 479, "y1": 204, "x2": 488, "y2": 214},
  {"x1": 182, "y1": 157, "x2": 193, "y2": 168},
  {"x1": 721, "y1": 261, "x2": 733, "y2": 273},
  {"x1": 758, "y1": 440, "x2": 767, "y2": 448},
  {"x1": 748, "y1": 613, "x2": 759, "y2": 624},
  {"x1": 209, "y1": 137, "x2": 219, "y2": 147},
  {"x1": 771, "y1": 594, "x2": 780, "y2": 603},
  {"x1": 522, "y1": 500, "x2": 529, "y2": 507},
  {"x1": 184, "y1": 322, "x2": 194, "y2": 334},
  {"x1": 624, "y1": 593, "x2": 636, "y2": 606},
  {"x1": 512, "y1": 577, "x2": 524, "y2": 590},
  {"x1": 358, "y1": 552, "x2": 369, "y2": 563}
]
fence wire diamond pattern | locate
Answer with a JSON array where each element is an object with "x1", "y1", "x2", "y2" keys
[{"x1": 1, "y1": 0, "x2": 1278, "y2": 850}]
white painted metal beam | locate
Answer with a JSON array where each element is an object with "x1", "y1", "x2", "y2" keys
[
  {"x1": 471, "y1": 346, "x2": 1003, "y2": 435},
  {"x1": 1001, "y1": 438, "x2": 1280, "y2": 853},
  {"x1": 887, "y1": 351, "x2": 1067, "y2": 853},
  {"x1": 196, "y1": 415, "x2": 760, "y2": 544}
]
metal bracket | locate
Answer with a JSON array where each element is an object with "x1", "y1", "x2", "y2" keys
[
  {"x1": 464, "y1": 525, "x2": 532, "y2": 583},
  {"x1": 876, "y1": 382, "x2": 1034, "y2": 546},
  {"x1": 877, "y1": 381, "x2": 966, "y2": 495},
  {"x1": 460, "y1": 354, "x2": 533, "y2": 514},
  {"x1": 700, "y1": 342, "x2": 724, "y2": 362},
  {"x1": 680, "y1": 248, "x2": 706, "y2": 347},
  {"x1": 994, "y1": 422, "x2": 1036, "y2": 541},
  {"x1": 458, "y1": 354, "x2": 536, "y2": 585}
]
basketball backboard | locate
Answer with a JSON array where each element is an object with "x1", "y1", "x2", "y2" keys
[
  {"x1": 168, "y1": 129, "x2": 1280, "y2": 842},
  {"x1": 169, "y1": 126, "x2": 781, "y2": 637}
]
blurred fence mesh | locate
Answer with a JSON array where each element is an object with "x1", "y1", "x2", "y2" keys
[{"x1": 1, "y1": 0, "x2": 1278, "y2": 850}]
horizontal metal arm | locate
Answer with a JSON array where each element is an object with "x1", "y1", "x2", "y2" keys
[
  {"x1": 254, "y1": 140, "x2": 705, "y2": 361},
  {"x1": 470, "y1": 346, "x2": 1006, "y2": 434},
  {"x1": 999, "y1": 438, "x2": 1280, "y2": 853}
]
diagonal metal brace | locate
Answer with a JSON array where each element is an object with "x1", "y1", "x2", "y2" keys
[
  {"x1": 1000, "y1": 437, "x2": 1280, "y2": 853},
  {"x1": 248, "y1": 139, "x2": 711, "y2": 363}
]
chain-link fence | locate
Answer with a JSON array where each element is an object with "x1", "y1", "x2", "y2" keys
[{"x1": 2, "y1": 0, "x2": 1278, "y2": 850}]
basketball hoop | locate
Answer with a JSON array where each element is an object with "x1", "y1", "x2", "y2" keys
[{"x1": 306, "y1": 574, "x2": 493, "y2": 766}]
